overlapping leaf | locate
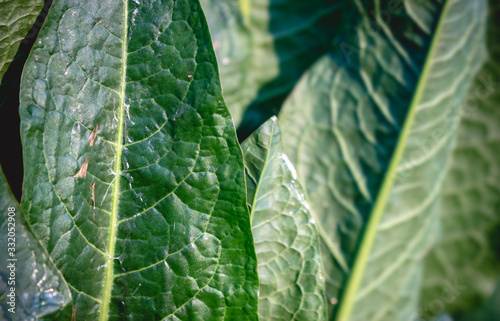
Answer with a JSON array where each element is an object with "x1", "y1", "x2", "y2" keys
[
  {"x1": 19, "y1": 0, "x2": 258, "y2": 320},
  {"x1": 420, "y1": 0, "x2": 500, "y2": 318},
  {"x1": 200, "y1": 0, "x2": 344, "y2": 129},
  {"x1": 278, "y1": 0, "x2": 488, "y2": 320},
  {"x1": 0, "y1": 165, "x2": 72, "y2": 320},
  {"x1": 0, "y1": 0, "x2": 43, "y2": 80},
  {"x1": 241, "y1": 117, "x2": 326, "y2": 320}
]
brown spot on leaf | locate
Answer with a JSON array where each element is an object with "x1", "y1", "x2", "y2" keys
[
  {"x1": 88, "y1": 125, "x2": 98, "y2": 147},
  {"x1": 187, "y1": 74, "x2": 193, "y2": 79},
  {"x1": 74, "y1": 157, "x2": 89, "y2": 178},
  {"x1": 90, "y1": 182, "x2": 96, "y2": 207},
  {"x1": 90, "y1": 182, "x2": 96, "y2": 220}
]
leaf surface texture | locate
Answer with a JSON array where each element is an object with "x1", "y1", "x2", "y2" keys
[
  {"x1": 19, "y1": 0, "x2": 259, "y2": 320},
  {"x1": 0, "y1": 0, "x2": 43, "y2": 80},
  {"x1": 0, "y1": 165, "x2": 72, "y2": 320},
  {"x1": 278, "y1": 0, "x2": 488, "y2": 319},
  {"x1": 242, "y1": 117, "x2": 326, "y2": 320}
]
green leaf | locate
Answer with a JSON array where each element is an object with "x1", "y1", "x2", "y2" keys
[
  {"x1": 0, "y1": 0, "x2": 44, "y2": 80},
  {"x1": 200, "y1": 0, "x2": 344, "y2": 128},
  {"x1": 19, "y1": 0, "x2": 259, "y2": 320},
  {"x1": 0, "y1": 165, "x2": 72, "y2": 320},
  {"x1": 241, "y1": 117, "x2": 326, "y2": 320},
  {"x1": 278, "y1": 0, "x2": 488, "y2": 320},
  {"x1": 420, "y1": 0, "x2": 500, "y2": 317}
]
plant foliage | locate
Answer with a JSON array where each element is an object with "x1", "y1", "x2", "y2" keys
[{"x1": 0, "y1": 0, "x2": 499, "y2": 320}]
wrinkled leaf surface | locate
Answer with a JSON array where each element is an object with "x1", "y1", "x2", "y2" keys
[
  {"x1": 19, "y1": 0, "x2": 259, "y2": 320},
  {"x1": 279, "y1": 0, "x2": 487, "y2": 320},
  {"x1": 242, "y1": 117, "x2": 326, "y2": 320}
]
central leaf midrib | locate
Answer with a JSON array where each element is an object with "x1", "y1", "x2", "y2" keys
[
  {"x1": 99, "y1": 1, "x2": 129, "y2": 320},
  {"x1": 333, "y1": 1, "x2": 452, "y2": 320}
]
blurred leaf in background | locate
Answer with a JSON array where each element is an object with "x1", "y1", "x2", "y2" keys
[
  {"x1": 420, "y1": 0, "x2": 500, "y2": 318},
  {"x1": 201, "y1": 0, "x2": 345, "y2": 137}
]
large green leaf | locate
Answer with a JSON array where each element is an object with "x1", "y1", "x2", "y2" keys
[
  {"x1": 420, "y1": 0, "x2": 500, "y2": 318},
  {"x1": 0, "y1": 0, "x2": 43, "y2": 80},
  {"x1": 200, "y1": 0, "x2": 344, "y2": 129},
  {"x1": 278, "y1": 0, "x2": 487, "y2": 320},
  {"x1": 19, "y1": 0, "x2": 259, "y2": 320},
  {"x1": 0, "y1": 165, "x2": 72, "y2": 320},
  {"x1": 241, "y1": 117, "x2": 326, "y2": 320}
]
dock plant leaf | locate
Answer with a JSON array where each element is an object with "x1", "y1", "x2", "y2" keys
[
  {"x1": 242, "y1": 117, "x2": 326, "y2": 320},
  {"x1": 420, "y1": 0, "x2": 500, "y2": 318},
  {"x1": 0, "y1": 0, "x2": 44, "y2": 80},
  {"x1": 0, "y1": 165, "x2": 72, "y2": 320},
  {"x1": 278, "y1": 0, "x2": 488, "y2": 320},
  {"x1": 19, "y1": 0, "x2": 259, "y2": 320}
]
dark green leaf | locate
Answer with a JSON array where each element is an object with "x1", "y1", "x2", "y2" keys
[
  {"x1": 278, "y1": 0, "x2": 488, "y2": 320},
  {"x1": 0, "y1": 165, "x2": 72, "y2": 320},
  {"x1": 459, "y1": 279, "x2": 500, "y2": 321},
  {"x1": 433, "y1": 280, "x2": 500, "y2": 321},
  {"x1": 241, "y1": 117, "x2": 326, "y2": 320},
  {"x1": 19, "y1": 0, "x2": 259, "y2": 320}
]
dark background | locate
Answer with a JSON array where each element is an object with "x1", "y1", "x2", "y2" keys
[{"x1": 0, "y1": 0, "x2": 53, "y2": 202}]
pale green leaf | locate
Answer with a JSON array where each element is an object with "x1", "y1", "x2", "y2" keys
[
  {"x1": 278, "y1": 0, "x2": 488, "y2": 320},
  {"x1": 19, "y1": 0, "x2": 259, "y2": 320},
  {"x1": 241, "y1": 117, "x2": 326, "y2": 320},
  {"x1": 420, "y1": 0, "x2": 500, "y2": 318}
]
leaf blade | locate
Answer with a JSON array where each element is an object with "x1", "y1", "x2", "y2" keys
[
  {"x1": 242, "y1": 117, "x2": 327, "y2": 321},
  {"x1": 19, "y1": 0, "x2": 259, "y2": 320},
  {"x1": 0, "y1": 0, "x2": 44, "y2": 80},
  {"x1": 0, "y1": 165, "x2": 72, "y2": 320},
  {"x1": 421, "y1": 0, "x2": 500, "y2": 317},
  {"x1": 200, "y1": 0, "x2": 345, "y2": 128},
  {"x1": 278, "y1": 0, "x2": 488, "y2": 320}
]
